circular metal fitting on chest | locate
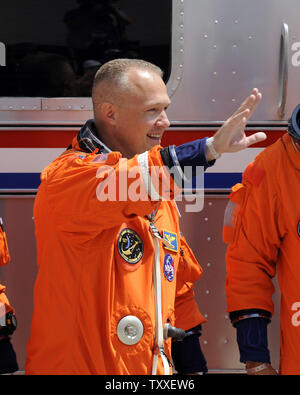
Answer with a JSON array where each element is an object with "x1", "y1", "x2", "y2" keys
[{"x1": 117, "y1": 315, "x2": 144, "y2": 345}]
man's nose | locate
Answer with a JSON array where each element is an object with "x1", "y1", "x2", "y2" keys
[{"x1": 156, "y1": 111, "x2": 170, "y2": 129}]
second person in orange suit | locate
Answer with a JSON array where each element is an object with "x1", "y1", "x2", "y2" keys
[{"x1": 224, "y1": 105, "x2": 300, "y2": 374}]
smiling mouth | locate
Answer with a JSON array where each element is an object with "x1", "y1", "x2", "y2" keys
[{"x1": 147, "y1": 133, "x2": 161, "y2": 140}]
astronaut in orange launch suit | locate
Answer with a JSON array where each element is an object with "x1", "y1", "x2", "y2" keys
[
  {"x1": 224, "y1": 105, "x2": 300, "y2": 375},
  {"x1": 25, "y1": 59, "x2": 264, "y2": 374}
]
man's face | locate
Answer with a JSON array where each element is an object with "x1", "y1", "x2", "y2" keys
[{"x1": 112, "y1": 69, "x2": 171, "y2": 158}]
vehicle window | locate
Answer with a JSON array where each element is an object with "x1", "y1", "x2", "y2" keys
[{"x1": 0, "y1": 0, "x2": 172, "y2": 97}]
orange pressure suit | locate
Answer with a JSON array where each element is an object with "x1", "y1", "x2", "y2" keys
[
  {"x1": 224, "y1": 133, "x2": 300, "y2": 374},
  {"x1": 25, "y1": 128, "x2": 205, "y2": 375}
]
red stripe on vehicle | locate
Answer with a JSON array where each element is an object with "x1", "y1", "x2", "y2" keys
[{"x1": 0, "y1": 128, "x2": 287, "y2": 148}]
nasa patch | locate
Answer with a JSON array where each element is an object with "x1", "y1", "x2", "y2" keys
[
  {"x1": 298, "y1": 221, "x2": 300, "y2": 238},
  {"x1": 163, "y1": 254, "x2": 175, "y2": 282},
  {"x1": 118, "y1": 228, "x2": 143, "y2": 264}
]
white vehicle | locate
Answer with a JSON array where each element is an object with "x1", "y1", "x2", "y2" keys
[{"x1": 1, "y1": 0, "x2": 298, "y2": 373}]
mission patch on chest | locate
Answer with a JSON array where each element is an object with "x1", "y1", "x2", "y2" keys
[{"x1": 118, "y1": 228, "x2": 144, "y2": 264}]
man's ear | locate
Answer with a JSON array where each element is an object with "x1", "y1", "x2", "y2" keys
[{"x1": 100, "y1": 102, "x2": 117, "y2": 125}]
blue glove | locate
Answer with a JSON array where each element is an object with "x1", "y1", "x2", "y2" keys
[
  {"x1": 235, "y1": 318, "x2": 271, "y2": 364},
  {"x1": 0, "y1": 338, "x2": 19, "y2": 374},
  {"x1": 171, "y1": 328, "x2": 208, "y2": 374},
  {"x1": 160, "y1": 139, "x2": 215, "y2": 189}
]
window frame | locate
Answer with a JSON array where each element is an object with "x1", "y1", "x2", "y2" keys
[{"x1": 0, "y1": 0, "x2": 184, "y2": 126}]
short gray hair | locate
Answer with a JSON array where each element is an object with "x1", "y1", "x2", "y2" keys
[
  {"x1": 91, "y1": 59, "x2": 164, "y2": 110},
  {"x1": 92, "y1": 58, "x2": 163, "y2": 93}
]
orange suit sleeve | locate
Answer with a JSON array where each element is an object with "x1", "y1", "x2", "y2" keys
[
  {"x1": 42, "y1": 146, "x2": 177, "y2": 237},
  {"x1": 224, "y1": 160, "x2": 284, "y2": 315},
  {"x1": 174, "y1": 235, "x2": 206, "y2": 331},
  {"x1": 0, "y1": 283, "x2": 14, "y2": 315},
  {"x1": 0, "y1": 223, "x2": 10, "y2": 266}
]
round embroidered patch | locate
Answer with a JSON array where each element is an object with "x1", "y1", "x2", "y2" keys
[
  {"x1": 118, "y1": 228, "x2": 143, "y2": 264},
  {"x1": 163, "y1": 254, "x2": 174, "y2": 282},
  {"x1": 297, "y1": 221, "x2": 300, "y2": 238}
]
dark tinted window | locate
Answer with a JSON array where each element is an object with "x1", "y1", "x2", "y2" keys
[{"x1": 0, "y1": 0, "x2": 172, "y2": 97}]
